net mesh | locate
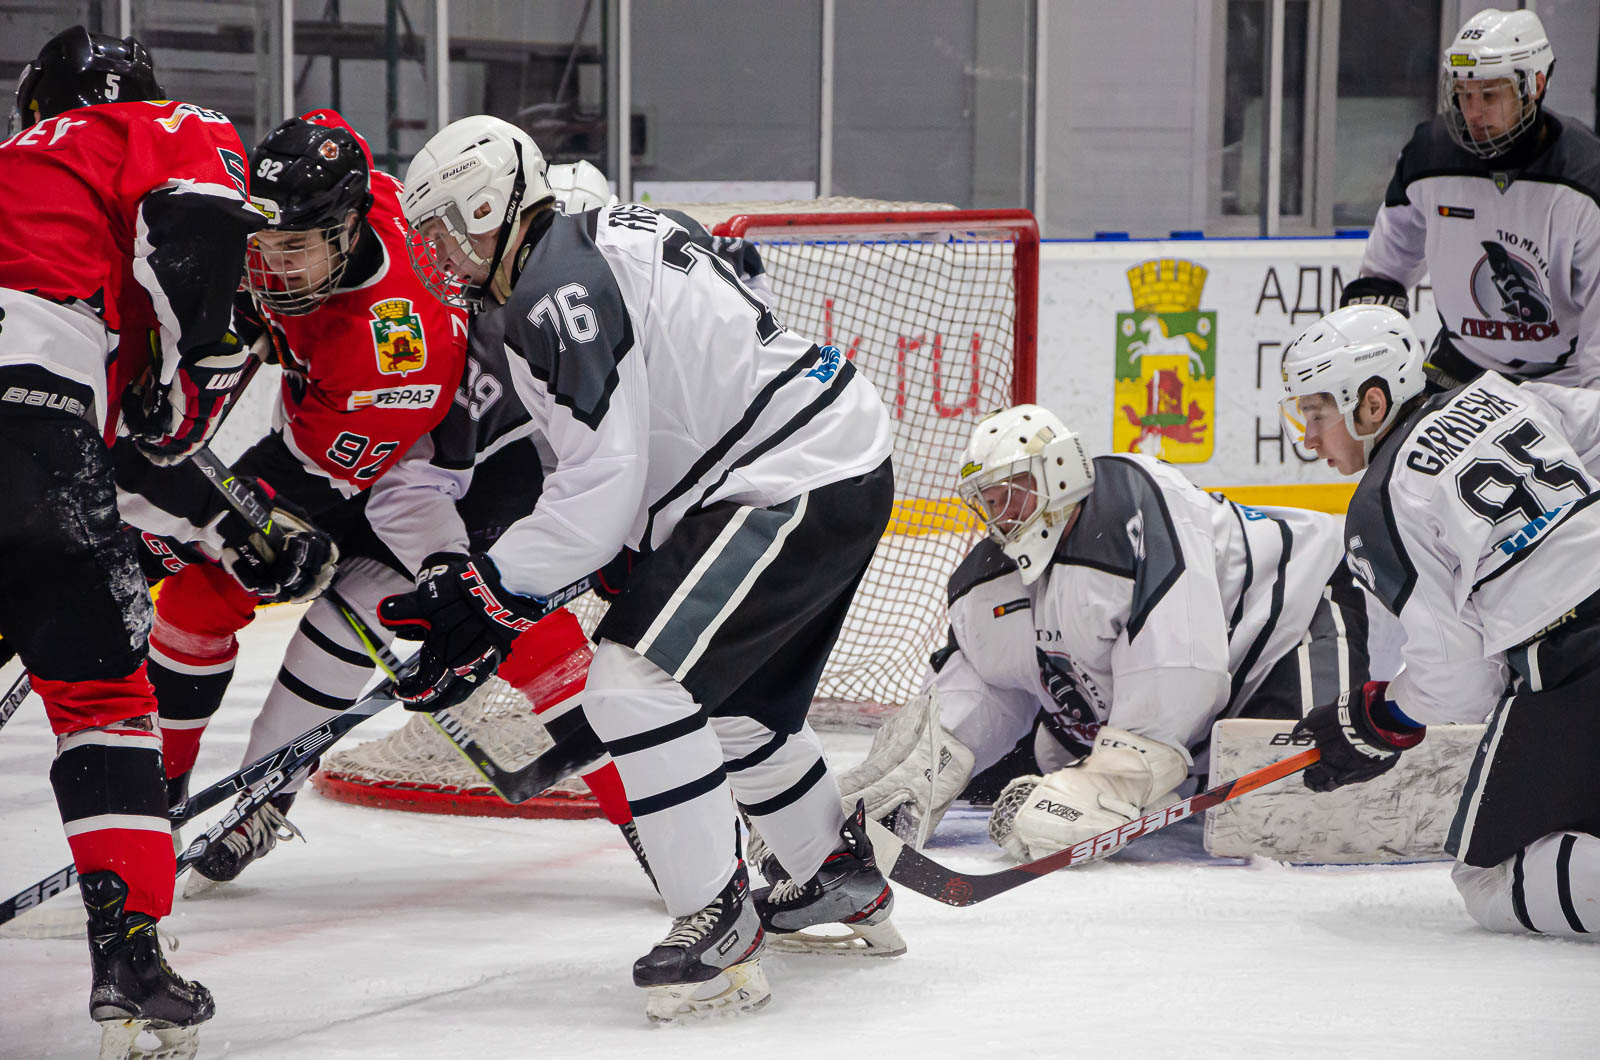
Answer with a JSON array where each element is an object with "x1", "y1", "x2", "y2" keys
[{"x1": 314, "y1": 206, "x2": 1034, "y2": 814}]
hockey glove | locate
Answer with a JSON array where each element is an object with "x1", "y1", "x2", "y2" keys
[
  {"x1": 378, "y1": 552, "x2": 544, "y2": 712},
  {"x1": 1338, "y1": 275, "x2": 1410, "y2": 318},
  {"x1": 1294, "y1": 681, "x2": 1425, "y2": 792},
  {"x1": 216, "y1": 479, "x2": 339, "y2": 604},
  {"x1": 124, "y1": 332, "x2": 253, "y2": 466}
]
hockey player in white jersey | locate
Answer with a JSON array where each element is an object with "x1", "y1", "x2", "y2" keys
[
  {"x1": 1344, "y1": 8, "x2": 1600, "y2": 389},
  {"x1": 842, "y1": 404, "x2": 1370, "y2": 862},
  {"x1": 1281, "y1": 303, "x2": 1600, "y2": 939},
  {"x1": 376, "y1": 115, "x2": 903, "y2": 1021}
]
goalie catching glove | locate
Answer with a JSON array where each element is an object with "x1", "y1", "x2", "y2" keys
[
  {"x1": 123, "y1": 332, "x2": 254, "y2": 465},
  {"x1": 837, "y1": 689, "x2": 975, "y2": 845},
  {"x1": 1293, "y1": 680, "x2": 1425, "y2": 792},
  {"x1": 987, "y1": 727, "x2": 1189, "y2": 862},
  {"x1": 215, "y1": 478, "x2": 338, "y2": 604},
  {"x1": 378, "y1": 552, "x2": 544, "y2": 712}
]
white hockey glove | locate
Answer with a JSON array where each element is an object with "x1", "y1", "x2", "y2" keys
[
  {"x1": 838, "y1": 689, "x2": 976, "y2": 845},
  {"x1": 987, "y1": 727, "x2": 1189, "y2": 862}
]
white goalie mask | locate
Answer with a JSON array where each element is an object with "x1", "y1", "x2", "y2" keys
[
  {"x1": 1280, "y1": 305, "x2": 1425, "y2": 460},
  {"x1": 547, "y1": 160, "x2": 618, "y2": 214},
  {"x1": 1439, "y1": 8, "x2": 1553, "y2": 159},
  {"x1": 957, "y1": 405, "x2": 1094, "y2": 584},
  {"x1": 400, "y1": 115, "x2": 554, "y2": 309}
]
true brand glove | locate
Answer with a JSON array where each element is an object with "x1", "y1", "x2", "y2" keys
[
  {"x1": 124, "y1": 332, "x2": 252, "y2": 465},
  {"x1": 378, "y1": 552, "x2": 544, "y2": 712},
  {"x1": 1294, "y1": 680, "x2": 1426, "y2": 793},
  {"x1": 216, "y1": 479, "x2": 338, "y2": 604}
]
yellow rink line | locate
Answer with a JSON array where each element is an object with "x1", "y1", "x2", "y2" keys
[{"x1": 886, "y1": 482, "x2": 1356, "y2": 536}]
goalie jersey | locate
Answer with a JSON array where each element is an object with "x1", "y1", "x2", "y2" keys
[
  {"x1": 1344, "y1": 372, "x2": 1600, "y2": 725},
  {"x1": 934, "y1": 454, "x2": 1345, "y2": 770},
  {"x1": 366, "y1": 204, "x2": 892, "y2": 592},
  {"x1": 1361, "y1": 112, "x2": 1600, "y2": 386}
]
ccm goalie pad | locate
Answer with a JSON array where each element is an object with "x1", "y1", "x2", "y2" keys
[{"x1": 1203, "y1": 718, "x2": 1485, "y2": 863}]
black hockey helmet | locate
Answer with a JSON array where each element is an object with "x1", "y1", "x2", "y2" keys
[
  {"x1": 13, "y1": 26, "x2": 164, "y2": 131},
  {"x1": 245, "y1": 117, "x2": 374, "y2": 315}
]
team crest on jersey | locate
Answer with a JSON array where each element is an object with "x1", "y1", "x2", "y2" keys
[
  {"x1": 153, "y1": 101, "x2": 229, "y2": 133},
  {"x1": 1462, "y1": 239, "x2": 1559, "y2": 342},
  {"x1": 369, "y1": 298, "x2": 428, "y2": 376},
  {"x1": 1113, "y1": 259, "x2": 1215, "y2": 462}
]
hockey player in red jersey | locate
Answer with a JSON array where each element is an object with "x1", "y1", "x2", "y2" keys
[
  {"x1": 109, "y1": 110, "x2": 472, "y2": 888},
  {"x1": 0, "y1": 26, "x2": 269, "y2": 1056}
]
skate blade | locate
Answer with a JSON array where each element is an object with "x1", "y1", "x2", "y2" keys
[
  {"x1": 180, "y1": 872, "x2": 227, "y2": 900},
  {"x1": 644, "y1": 959, "x2": 772, "y2": 1023},
  {"x1": 768, "y1": 917, "x2": 907, "y2": 957},
  {"x1": 97, "y1": 1019, "x2": 199, "y2": 1060}
]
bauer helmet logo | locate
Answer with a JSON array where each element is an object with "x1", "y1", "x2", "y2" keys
[{"x1": 439, "y1": 157, "x2": 480, "y2": 182}]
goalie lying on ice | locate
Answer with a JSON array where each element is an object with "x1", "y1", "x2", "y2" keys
[{"x1": 842, "y1": 403, "x2": 1371, "y2": 862}]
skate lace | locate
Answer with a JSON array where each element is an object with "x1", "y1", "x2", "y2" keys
[
  {"x1": 218, "y1": 800, "x2": 304, "y2": 858},
  {"x1": 767, "y1": 876, "x2": 809, "y2": 905},
  {"x1": 660, "y1": 899, "x2": 723, "y2": 948}
]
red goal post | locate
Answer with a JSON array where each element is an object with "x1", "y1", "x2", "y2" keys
[{"x1": 313, "y1": 205, "x2": 1039, "y2": 817}]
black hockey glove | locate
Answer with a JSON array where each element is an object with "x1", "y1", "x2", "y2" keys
[
  {"x1": 217, "y1": 478, "x2": 339, "y2": 604},
  {"x1": 378, "y1": 552, "x2": 543, "y2": 712},
  {"x1": 124, "y1": 331, "x2": 253, "y2": 466},
  {"x1": 1294, "y1": 681, "x2": 1425, "y2": 792},
  {"x1": 1338, "y1": 275, "x2": 1410, "y2": 318}
]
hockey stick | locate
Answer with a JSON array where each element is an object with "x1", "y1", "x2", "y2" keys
[
  {"x1": 864, "y1": 748, "x2": 1321, "y2": 908},
  {"x1": 190, "y1": 441, "x2": 287, "y2": 561},
  {"x1": 0, "y1": 667, "x2": 29, "y2": 735},
  {"x1": 0, "y1": 674, "x2": 404, "y2": 927},
  {"x1": 328, "y1": 587, "x2": 608, "y2": 804}
]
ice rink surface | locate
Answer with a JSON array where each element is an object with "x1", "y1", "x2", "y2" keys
[{"x1": 3, "y1": 605, "x2": 1596, "y2": 1058}]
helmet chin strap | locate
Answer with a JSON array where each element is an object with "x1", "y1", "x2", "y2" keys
[{"x1": 471, "y1": 144, "x2": 528, "y2": 308}]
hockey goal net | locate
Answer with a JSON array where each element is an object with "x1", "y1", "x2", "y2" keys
[{"x1": 313, "y1": 205, "x2": 1038, "y2": 818}]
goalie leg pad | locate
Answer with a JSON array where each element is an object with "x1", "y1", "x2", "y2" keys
[
  {"x1": 1453, "y1": 831, "x2": 1600, "y2": 939},
  {"x1": 837, "y1": 688, "x2": 976, "y2": 842}
]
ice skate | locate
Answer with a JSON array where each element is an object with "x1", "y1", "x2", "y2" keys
[
  {"x1": 81, "y1": 871, "x2": 213, "y2": 1060},
  {"x1": 632, "y1": 861, "x2": 770, "y2": 1023},
  {"x1": 752, "y1": 800, "x2": 906, "y2": 957},
  {"x1": 183, "y1": 791, "x2": 303, "y2": 897},
  {"x1": 619, "y1": 819, "x2": 659, "y2": 892}
]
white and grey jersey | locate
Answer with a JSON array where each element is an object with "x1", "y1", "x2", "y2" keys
[
  {"x1": 1361, "y1": 112, "x2": 1600, "y2": 385},
  {"x1": 1344, "y1": 371, "x2": 1600, "y2": 724},
  {"x1": 366, "y1": 205, "x2": 892, "y2": 596},
  {"x1": 934, "y1": 454, "x2": 1346, "y2": 765}
]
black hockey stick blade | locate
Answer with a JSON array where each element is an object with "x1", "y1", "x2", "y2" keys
[
  {"x1": 868, "y1": 748, "x2": 1320, "y2": 907},
  {"x1": 426, "y1": 708, "x2": 607, "y2": 804},
  {"x1": 0, "y1": 675, "x2": 403, "y2": 926}
]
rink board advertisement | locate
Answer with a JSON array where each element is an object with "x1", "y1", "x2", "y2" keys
[{"x1": 1034, "y1": 238, "x2": 1438, "y2": 503}]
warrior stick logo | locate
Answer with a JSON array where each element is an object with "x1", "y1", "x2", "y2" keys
[
  {"x1": 370, "y1": 298, "x2": 429, "y2": 375},
  {"x1": 1113, "y1": 259, "x2": 1215, "y2": 462}
]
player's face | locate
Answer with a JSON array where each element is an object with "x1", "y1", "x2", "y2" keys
[
  {"x1": 417, "y1": 217, "x2": 497, "y2": 286},
  {"x1": 977, "y1": 474, "x2": 1039, "y2": 536},
  {"x1": 1452, "y1": 78, "x2": 1526, "y2": 144},
  {"x1": 1294, "y1": 392, "x2": 1366, "y2": 474},
  {"x1": 250, "y1": 224, "x2": 341, "y2": 295}
]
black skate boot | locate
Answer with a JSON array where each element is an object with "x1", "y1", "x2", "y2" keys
[
  {"x1": 632, "y1": 861, "x2": 769, "y2": 1022},
  {"x1": 618, "y1": 820, "x2": 659, "y2": 892},
  {"x1": 752, "y1": 800, "x2": 906, "y2": 957},
  {"x1": 81, "y1": 870, "x2": 213, "y2": 1060},
  {"x1": 183, "y1": 791, "x2": 303, "y2": 897}
]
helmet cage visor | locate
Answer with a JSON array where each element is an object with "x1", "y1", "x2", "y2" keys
[
  {"x1": 957, "y1": 456, "x2": 1047, "y2": 547},
  {"x1": 404, "y1": 204, "x2": 487, "y2": 310},
  {"x1": 245, "y1": 219, "x2": 356, "y2": 316},
  {"x1": 1440, "y1": 70, "x2": 1539, "y2": 158}
]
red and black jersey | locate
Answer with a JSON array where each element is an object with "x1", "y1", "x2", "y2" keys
[
  {"x1": 242, "y1": 112, "x2": 468, "y2": 503},
  {"x1": 0, "y1": 100, "x2": 261, "y2": 431}
]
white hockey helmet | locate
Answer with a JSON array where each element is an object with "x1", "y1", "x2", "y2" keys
[
  {"x1": 956, "y1": 405, "x2": 1094, "y2": 584},
  {"x1": 400, "y1": 115, "x2": 554, "y2": 308},
  {"x1": 1439, "y1": 8, "x2": 1553, "y2": 158},
  {"x1": 1280, "y1": 305, "x2": 1425, "y2": 460},
  {"x1": 548, "y1": 160, "x2": 618, "y2": 214}
]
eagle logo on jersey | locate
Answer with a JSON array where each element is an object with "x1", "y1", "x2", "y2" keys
[
  {"x1": 369, "y1": 298, "x2": 428, "y2": 376},
  {"x1": 1113, "y1": 258, "x2": 1214, "y2": 462}
]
